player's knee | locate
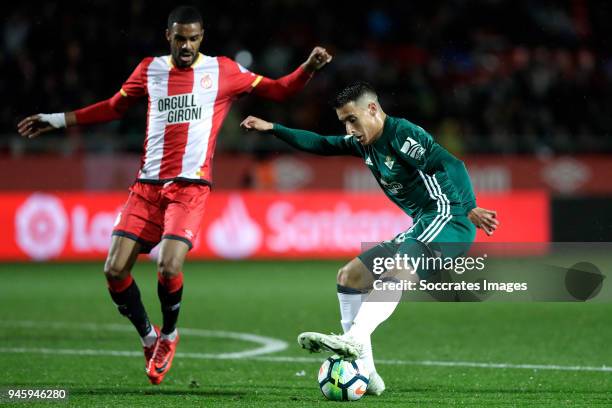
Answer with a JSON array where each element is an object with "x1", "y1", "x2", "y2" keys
[
  {"x1": 157, "y1": 256, "x2": 182, "y2": 278},
  {"x1": 337, "y1": 264, "x2": 361, "y2": 288},
  {"x1": 103, "y1": 258, "x2": 130, "y2": 280}
]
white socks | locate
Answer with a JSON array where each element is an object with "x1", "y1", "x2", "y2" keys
[
  {"x1": 141, "y1": 326, "x2": 158, "y2": 347},
  {"x1": 161, "y1": 329, "x2": 178, "y2": 342},
  {"x1": 343, "y1": 286, "x2": 404, "y2": 374},
  {"x1": 338, "y1": 292, "x2": 364, "y2": 333},
  {"x1": 337, "y1": 291, "x2": 377, "y2": 374},
  {"x1": 347, "y1": 298, "x2": 401, "y2": 341},
  {"x1": 140, "y1": 327, "x2": 177, "y2": 346}
]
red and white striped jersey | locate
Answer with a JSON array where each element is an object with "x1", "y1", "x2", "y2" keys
[{"x1": 119, "y1": 53, "x2": 263, "y2": 184}]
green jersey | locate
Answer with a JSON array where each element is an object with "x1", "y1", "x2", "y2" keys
[{"x1": 271, "y1": 115, "x2": 476, "y2": 220}]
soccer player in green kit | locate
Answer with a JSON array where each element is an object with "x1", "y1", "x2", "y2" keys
[{"x1": 241, "y1": 82, "x2": 499, "y2": 396}]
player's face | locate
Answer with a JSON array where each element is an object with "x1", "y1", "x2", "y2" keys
[
  {"x1": 166, "y1": 23, "x2": 204, "y2": 68},
  {"x1": 336, "y1": 101, "x2": 383, "y2": 145}
]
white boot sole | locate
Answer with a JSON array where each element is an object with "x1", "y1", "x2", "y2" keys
[{"x1": 297, "y1": 332, "x2": 361, "y2": 359}]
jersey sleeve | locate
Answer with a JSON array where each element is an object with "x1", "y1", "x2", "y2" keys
[
  {"x1": 394, "y1": 124, "x2": 476, "y2": 212},
  {"x1": 251, "y1": 66, "x2": 312, "y2": 101},
  {"x1": 393, "y1": 124, "x2": 435, "y2": 171},
  {"x1": 74, "y1": 58, "x2": 150, "y2": 124},
  {"x1": 118, "y1": 57, "x2": 152, "y2": 98},
  {"x1": 217, "y1": 56, "x2": 261, "y2": 98},
  {"x1": 272, "y1": 124, "x2": 361, "y2": 157}
]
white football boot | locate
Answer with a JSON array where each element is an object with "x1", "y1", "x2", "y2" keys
[
  {"x1": 366, "y1": 371, "x2": 386, "y2": 396},
  {"x1": 297, "y1": 332, "x2": 363, "y2": 359}
]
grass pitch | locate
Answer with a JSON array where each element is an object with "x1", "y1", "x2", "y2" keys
[{"x1": 1, "y1": 260, "x2": 611, "y2": 407}]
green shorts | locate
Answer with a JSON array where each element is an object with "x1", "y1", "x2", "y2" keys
[{"x1": 358, "y1": 214, "x2": 476, "y2": 279}]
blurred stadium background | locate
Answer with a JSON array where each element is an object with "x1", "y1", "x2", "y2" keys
[
  {"x1": 1, "y1": 1, "x2": 612, "y2": 406},
  {"x1": 1, "y1": 0, "x2": 611, "y2": 259}
]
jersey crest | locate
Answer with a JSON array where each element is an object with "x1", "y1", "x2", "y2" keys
[{"x1": 384, "y1": 155, "x2": 395, "y2": 169}]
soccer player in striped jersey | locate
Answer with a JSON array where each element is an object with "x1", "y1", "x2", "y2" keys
[
  {"x1": 17, "y1": 6, "x2": 332, "y2": 384},
  {"x1": 241, "y1": 81, "x2": 499, "y2": 396}
]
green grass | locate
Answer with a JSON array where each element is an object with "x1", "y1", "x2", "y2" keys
[{"x1": 0, "y1": 260, "x2": 611, "y2": 407}]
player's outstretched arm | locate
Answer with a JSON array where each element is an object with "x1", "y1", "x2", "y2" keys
[
  {"x1": 252, "y1": 47, "x2": 332, "y2": 101},
  {"x1": 17, "y1": 112, "x2": 77, "y2": 139},
  {"x1": 17, "y1": 94, "x2": 133, "y2": 139},
  {"x1": 17, "y1": 92, "x2": 139, "y2": 139},
  {"x1": 18, "y1": 58, "x2": 149, "y2": 139},
  {"x1": 241, "y1": 115, "x2": 359, "y2": 157},
  {"x1": 240, "y1": 116, "x2": 273, "y2": 132}
]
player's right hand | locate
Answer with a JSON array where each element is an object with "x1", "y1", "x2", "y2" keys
[
  {"x1": 240, "y1": 116, "x2": 273, "y2": 132},
  {"x1": 302, "y1": 46, "x2": 333, "y2": 72},
  {"x1": 17, "y1": 113, "x2": 65, "y2": 139},
  {"x1": 468, "y1": 207, "x2": 499, "y2": 236}
]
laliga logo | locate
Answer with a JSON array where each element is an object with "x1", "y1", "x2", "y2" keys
[
  {"x1": 207, "y1": 195, "x2": 262, "y2": 259},
  {"x1": 16, "y1": 193, "x2": 68, "y2": 260}
]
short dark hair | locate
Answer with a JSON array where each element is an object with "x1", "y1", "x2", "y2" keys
[
  {"x1": 332, "y1": 81, "x2": 378, "y2": 108},
  {"x1": 167, "y1": 6, "x2": 203, "y2": 30}
]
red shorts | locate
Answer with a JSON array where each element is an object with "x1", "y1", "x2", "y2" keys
[{"x1": 113, "y1": 181, "x2": 210, "y2": 252}]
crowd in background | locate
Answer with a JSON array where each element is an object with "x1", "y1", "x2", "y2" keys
[{"x1": 3, "y1": 0, "x2": 612, "y2": 155}]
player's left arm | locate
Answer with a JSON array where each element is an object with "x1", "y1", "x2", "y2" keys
[
  {"x1": 251, "y1": 47, "x2": 332, "y2": 101},
  {"x1": 395, "y1": 125, "x2": 499, "y2": 236},
  {"x1": 429, "y1": 147, "x2": 499, "y2": 235}
]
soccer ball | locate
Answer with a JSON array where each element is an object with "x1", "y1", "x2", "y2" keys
[{"x1": 318, "y1": 355, "x2": 370, "y2": 401}]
